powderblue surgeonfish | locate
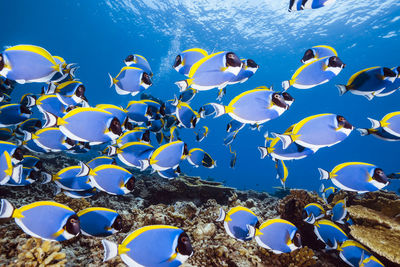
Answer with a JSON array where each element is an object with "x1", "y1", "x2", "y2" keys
[
  {"x1": 336, "y1": 66, "x2": 397, "y2": 100},
  {"x1": 0, "y1": 45, "x2": 62, "y2": 84},
  {"x1": 302, "y1": 203, "x2": 325, "y2": 224},
  {"x1": 0, "y1": 199, "x2": 80, "y2": 241},
  {"x1": 375, "y1": 66, "x2": 400, "y2": 97},
  {"x1": 43, "y1": 107, "x2": 123, "y2": 145},
  {"x1": 23, "y1": 128, "x2": 75, "y2": 152},
  {"x1": 282, "y1": 56, "x2": 345, "y2": 90},
  {"x1": 319, "y1": 162, "x2": 389, "y2": 193},
  {"x1": 198, "y1": 103, "x2": 216, "y2": 118},
  {"x1": 51, "y1": 164, "x2": 93, "y2": 192},
  {"x1": 149, "y1": 141, "x2": 188, "y2": 171},
  {"x1": 313, "y1": 219, "x2": 348, "y2": 249},
  {"x1": 109, "y1": 66, "x2": 152, "y2": 96},
  {"x1": 319, "y1": 184, "x2": 337, "y2": 204},
  {"x1": 300, "y1": 45, "x2": 338, "y2": 64},
  {"x1": 125, "y1": 100, "x2": 152, "y2": 124},
  {"x1": 216, "y1": 206, "x2": 259, "y2": 241},
  {"x1": 272, "y1": 113, "x2": 353, "y2": 150},
  {"x1": 15, "y1": 118, "x2": 42, "y2": 136},
  {"x1": 366, "y1": 111, "x2": 400, "y2": 138},
  {"x1": 174, "y1": 100, "x2": 200, "y2": 129},
  {"x1": 357, "y1": 125, "x2": 400, "y2": 142},
  {"x1": 0, "y1": 141, "x2": 24, "y2": 164},
  {"x1": 252, "y1": 218, "x2": 302, "y2": 254},
  {"x1": 102, "y1": 225, "x2": 193, "y2": 266},
  {"x1": 96, "y1": 104, "x2": 127, "y2": 128},
  {"x1": 124, "y1": 54, "x2": 153, "y2": 76},
  {"x1": 173, "y1": 48, "x2": 208, "y2": 76},
  {"x1": 89, "y1": 164, "x2": 135, "y2": 195},
  {"x1": 157, "y1": 166, "x2": 181, "y2": 180},
  {"x1": 178, "y1": 88, "x2": 197, "y2": 103},
  {"x1": 226, "y1": 120, "x2": 245, "y2": 133},
  {"x1": 0, "y1": 128, "x2": 13, "y2": 141},
  {"x1": 187, "y1": 148, "x2": 216, "y2": 169},
  {"x1": 228, "y1": 59, "x2": 259, "y2": 85},
  {"x1": 0, "y1": 104, "x2": 32, "y2": 127},
  {"x1": 195, "y1": 126, "x2": 208, "y2": 142},
  {"x1": 211, "y1": 87, "x2": 290, "y2": 124},
  {"x1": 360, "y1": 255, "x2": 385, "y2": 267},
  {"x1": 337, "y1": 240, "x2": 372, "y2": 267},
  {"x1": 5, "y1": 167, "x2": 39, "y2": 186},
  {"x1": 329, "y1": 199, "x2": 347, "y2": 224},
  {"x1": 275, "y1": 159, "x2": 289, "y2": 188},
  {"x1": 288, "y1": 0, "x2": 336, "y2": 12},
  {"x1": 0, "y1": 151, "x2": 22, "y2": 185},
  {"x1": 86, "y1": 156, "x2": 116, "y2": 169},
  {"x1": 51, "y1": 81, "x2": 87, "y2": 106},
  {"x1": 77, "y1": 207, "x2": 122, "y2": 237},
  {"x1": 107, "y1": 142, "x2": 154, "y2": 169},
  {"x1": 175, "y1": 51, "x2": 242, "y2": 93},
  {"x1": 116, "y1": 128, "x2": 150, "y2": 147},
  {"x1": 36, "y1": 94, "x2": 68, "y2": 118}
]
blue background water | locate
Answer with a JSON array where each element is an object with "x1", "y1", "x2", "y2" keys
[{"x1": 3, "y1": 0, "x2": 400, "y2": 193}]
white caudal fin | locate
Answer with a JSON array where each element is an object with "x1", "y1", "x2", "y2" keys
[
  {"x1": 23, "y1": 131, "x2": 32, "y2": 142},
  {"x1": 216, "y1": 207, "x2": 226, "y2": 222},
  {"x1": 367, "y1": 118, "x2": 380, "y2": 129},
  {"x1": 106, "y1": 146, "x2": 117, "y2": 156},
  {"x1": 356, "y1": 128, "x2": 369, "y2": 136},
  {"x1": 45, "y1": 83, "x2": 57, "y2": 95},
  {"x1": 363, "y1": 94, "x2": 374, "y2": 101},
  {"x1": 69, "y1": 66, "x2": 79, "y2": 77},
  {"x1": 41, "y1": 172, "x2": 52, "y2": 184},
  {"x1": 25, "y1": 95, "x2": 36, "y2": 108},
  {"x1": 77, "y1": 162, "x2": 91, "y2": 177},
  {"x1": 0, "y1": 199, "x2": 14, "y2": 219},
  {"x1": 11, "y1": 165, "x2": 23, "y2": 184},
  {"x1": 247, "y1": 224, "x2": 256, "y2": 239},
  {"x1": 336, "y1": 85, "x2": 348, "y2": 96},
  {"x1": 172, "y1": 95, "x2": 179, "y2": 106},
  {"x1": 42, "y1": 111, "x2": 58, "y2": 128},
  {"x1": 210, "y1": 103, "x2": 226, "y2": 118},
  {"x1": 281, "y1": 80, "x2": 290, "y2": 91},
  {"x1": 272, "y1": 133, "x2": 292, "y2": 149},
  {"x1": 139, "y1": 160, "x2": 150, "y2": 171},
  {"x1": 108, "y1": 73, "x2": 114, "y2": 88},
  {"x1": 304, "y1": 213, "x2": 316, "y2": 224},
  {"x1": 319, "y1": 183, "x2": 325, "y2": 193},
  {"x1": 101, "y1": 239, "x2": 118, "y2": 262},
  {"x1": 258, "y1": 146, "x2": 269, "y2": 159},
  {"x1": 54, "y1": 185, "x2": 62, "y2": 196},
  {"x1": 318, "y1": 168, "x2": 330, "y2": 180},
  {"x1": 175, "y1": 80, "x2": 189, "y2": 92}
]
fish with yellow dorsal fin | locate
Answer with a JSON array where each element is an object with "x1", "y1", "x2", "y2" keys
[
  {"x1": 78, "y1": 207, "x2": 122, "y2": 237},
  {"x1": 108, "y1": 66, "x2": 152, "y2": 96},
  {"x1": 88, "y1": 164, "x2": 135, "y2": 195},
  {"x1": 124, "y1": 54, "x2": 153, "y2": 76},
  {"x1": 173, "y1": 48, "x2": 208, "y2": 77}
]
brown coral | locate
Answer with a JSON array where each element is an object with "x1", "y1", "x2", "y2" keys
[{"x1": 53, "y1": 193, "x2": 91, "y2": 212}]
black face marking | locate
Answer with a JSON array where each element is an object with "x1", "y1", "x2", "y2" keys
[
  {"x1": 255, "y1": 220, "x2": 261, "y2": 230},
  {"x1": 336, "y1": 115, "x2": 352, "y2": 129},
  {"x1": 202, "y1": 153, "x2": 213, "y2": 168},
  {"x1": 142, "y1": 130, "x2": 150, "y2": 142},
  {"x1": 65, "y1": 214, "x2": 80, "y2": 236},
  {"x1": 301, "y1": 210, "x2": 308, "y2": 220},
  {"x1": 109, "y1": 117, "x2": 122, "y2": 136},
  {"x1": 0, "y1": 54, "x2": 4, "y2": 71},
  {"x1": 141, "y1": 72, "x2": 152, "y2": 86},
  {"x1": 13, "y1": 148, "x2": 24, "y2": 161},
  {"x1": 225, "y1": 52, "x2": 241, "y2": 68},
  {"x1": 176, "y1": 166, "x2": 181, "y2": 174},
  {"x1": 173, "y1": 55, "x2": 182, "y2": 68},
  {"x1": 183, "y1": 143, "x2": 189, "y2": 156},
  {"x1": 20, "y1": 105, "x2": 32, "y2": 115},
  {"x1": 293, "y1": 231, "x2": 302, "y2": 247},
  {"x1": 146, "y1": 107, "x2": 153, "y2": 117},
  {"x1": 159, "y1": 103, "x2": 166, "y2": 116},
  {"x1": 397, "y1": 67, "x2": 400, "y2": 74},
  {"x1": 125, "y1": 176, "x2": 135, "y2": 191},
  {"x1": 75, "y1": 85, "x2": 85, "y2": 98},
  {"x1": 282, "y1": 92, "x2": 294, "y2": 102},
  {"x1": 35, "y1": 120, "x2": 42, "y2": 129},
  {"x1": 191, "y1": 117, "x2": 198, "y2": 128},
  {"x1": 373, "y1": 168, "x2": 389, "y2": 184},
  {"x1": 383, "y1": 67, "x2": 396, "y2": 78},
  {"x1": 271, "y1": 93, "x2": 287, "y2": 108},
  {"x1": 111, "y1": 215, "x2": 123, "y2": 231},
  {"x1": 301, "y1": 49, "x2": 315, "y2": 63},
  {"x1": 328, "y1": 56, "x2": 345, "y2": 68},
  {"x1": 124, "y1": 119, "x2": 134, "y2": 130},
  {"x1": 327, "y1": 193, "x2": 334, "y2": 204},
  {"x1": 65, "y1": 137, "x2": 75, "y2": 146},
  {"x1": 125, "y1": 54, "x2": 134, "y2": 63},
  {"x1": 246, "y1": 59, "x2": 258, "y2": 68},
  {"x1": 177, "y1": 232, "x2": 193, "y2": 256}
]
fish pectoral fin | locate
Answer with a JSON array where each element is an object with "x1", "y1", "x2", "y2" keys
[
  {"x1": 168, "y1": 252, "x2": 178, "y2": 262},
  {"x1": 52, "y1": 227, "x2": 65, "y2": 238}
]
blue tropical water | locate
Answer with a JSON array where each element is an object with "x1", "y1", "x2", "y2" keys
[{"x1": 3, "y1": 0, "x2": 400, "y2": 193}]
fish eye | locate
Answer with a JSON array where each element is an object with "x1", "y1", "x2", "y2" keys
[{"x1": 296, "y1": 233, "x2": 301, "y2": 238}]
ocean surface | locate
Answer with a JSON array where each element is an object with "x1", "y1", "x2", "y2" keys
[{"x1": 3, "y1": 0, "x2": 400, "y2": 193}]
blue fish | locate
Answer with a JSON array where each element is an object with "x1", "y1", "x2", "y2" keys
[
  {"x1": 0, "y1": 141, "x2": 24, "y2": 163},
  {"x1": 149, "y1": 141, "x2": 188, "y2": 171},
  {"x1": 319, "y1": 184, "x2": 337, "y2": 204},
  {"x1": 253, "y1": 218, "x2": 302, "y2": 254},
  {"x1": 313, "y1": 219, "x2": 348, "y2": 249},
  {"x1": 116, "y1": 128, "x2": 150, "y2": 147},
  {"x1": 0, "y1": 127, "x2": 13, "y2": 141},
  {"x1": 125, "y1": 100, "x2": 152, "y2": 124},
  {"x1": 187, "y1": 148, "x2": 216, "y2": 168},
  {"x1": 319, "y1": 162, "x2": 389, "y2": 193},
  {"x1": 178, "y1": 88, "x2": 197, "y2": 103},
  {"x1": 20, "y1": 155, "x2": 43, "y2": 171},
  {"x1": 302, "y1": 203, "x2": 325, "y2": 224},
  {"x1": 300, "y1": 45, "x2": 338, "y2": 64},
  {"x1": 147, "y1": 118, "x2": 164, "y2": 133},
  {"x1": 77, "y1": 207, "x2": 122, "y2": 237},
  {"x1": 15, "y1": 118, "x2": 42, "y2": 136},
  {"x1": 96, "y1": 104, "x2": 127, "y2": 128},
  {"x1": 52, "y1": 164, "x2": 93, "y2": 192},
  {"x1": 357, "y1": 126, "x2": 400, "y2": 142},
  {"x1": 0, "y1": 45, "x2": 62, "y2": 84},
  {"x1": 108, "y1": 142, "x2": 154, "y2": 169},
  {"x1": 228, "y1": 59, "x2": 259, "y2": 85},
  {"x1": 367, "y1": 111, "x2": 400, "y2": 138},
  {"x1": 329, "y1": 199, "x2": 347, "y2": 224},
  {"x1": 338, "y1": 240, "x2": 371, "y2": 267},
  {"x1": 211, "y1": 87, "x2": 290, "y2": 124},
  {"x1": 43, "y1": 107, "x2": 123, "y2": 145},
  {"x1": 5, "y1": 167, "x2": 38, "y2": 186},
  {"x1": 275, "y1": 159, "x2": 289, "y2": 188},
  {"x1": 157, "y1": 166, "x2": 181, "y2": 180},
  {"x1": 289, "y1": 0, "x2": 336, "y2": 12},
  {"x1": 273, "y1": 113, "x2": 353, "y2": 150},
  {"x1": 216, "y1": 206, "x2": 259, "y2": 241},
  {"x1": 282, "y1": 56, "x2": 345, "y2": 90},
  {"x1": 87, "y1": 156, "x2": 116, "y2": 169},
  {"x1": 0, "y1": 104, "x2": 32, "y2": 127},
  {"x1": 36, "y1": 94, "x2": 67, "y2": 118},
  {"x1": 102, "y1": 225, "x2": 193, "y2": 266},
  {"x1": 175, "y1": 51, "x2": 242, "y2": 92},
  {"x1": 124, "y1": 54, "x2": 153, "y2": 76},
  {"x1": 89, "y1": 164, "x2": 135, "y2": 195},
  {"x1": 24, "y1": 128, "x2": 75, "y2": 152},
  {"x1": 226, "y1": 120, "x2": 245, "y2": 133},
  {"x1": 336, "y1": 66, "x2": 397, "y2": 100},
  {"x1": 224, "y1": 130, "x2": 239, "y2": 146},
  {"x1": 375, "y1": 66, "x2": 400, "y2": 97},
  {"x1": 109, "y1": 67, "x2": 152, "y2": 96},
  {"x1": 174, "y1": 101, "x2": 200, "y2": 129},
  {"x1": 50, "y1": 81, "x2": 87, "y2": 106},
  {"x1": 360, "y1": 255, "x2": 385, "y2": 267},
  {"x1": 0, "y1": 199, "x2": 80, "y2": 241},
  {"x1": 0, "y1": 151, "x2": 22, "y2": 185},
  {"x1": 173, "y1": 48, "x2": 208, "y2": 76},
  {"x1": 198, "y1": 103, "x2": 216, "y2": 118},
  {"x1": 195, "y1": 126, "x2": 208, "y2": 142}
]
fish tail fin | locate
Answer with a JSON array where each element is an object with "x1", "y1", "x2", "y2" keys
[
  {"x1": 216, "y1": 207, "x2": 226, "y2": 222},
  {"x1": 319, "y1": 183, "x2": 325, "y2": 193},
  {"x1": 45, "y1": 83, "x2": 57, "y2": 95},
  {"x1": 42, "y1": 111, "x2": 58, "y2": 128},
  {"x1": 11, "y1": 165, "x2": 23, "y2": 184},
  {"x1": 77, "y1": 162, "x2": 91, "y2": 177},
  {"x1": 356, "y1": 128, "x2": 369, "y2": 136},
  {"x1": 210, "y1": 103, "x2": 227, "y2": 118},
  {"x1": 247, "y1": 224, "x2": 256, "y2": 239},
  {"x1": 175, "y1": 80, "x2": 189, "y2": 92},
  {"x1": 139, "y1": 159, "x2": 150, "y2": 171},
  {"x1": 101, "y1": 239, "x2": 118, "y2": 262},
  {"x1": 172, "y1": 95, "x2": 179, "y2": 106},
  {"x1": 325, "y1": 210, "x2": 332, "y2": 216},
  {"x1": 69, "y1": 66, "x2": 79, "y2": 77},
  {"x1": 367, "y1": 118, "x2": 380, "y2": 129},
  {"x1": 304, "y1": 213, "x2": 315, "y2": 224},
  {"x1": 41, "y1": 172, "x2": 52, "y2": 184},
  {"x1": 336, "y1": 84, "x2": 348, "y2": 96},
  {"x1": 281, "y1": 80, "x2": 292, "y2": 91},
  {"x1": 52, "y1": 63, "x2": 63, "y2": 73},
  {"x1": 0, "y1": 199, "x2": 14, "y2": 219},
  {"x1": 271, "y1": 133, "x2": 292, "y2": 149},
  {"x1": 22, "y1": 130, "x2": 32, "y2": 143},
  {"x1": 318, "y1": 168, "x2": 330, "y2": 180},
  {"x1": 25, "y1": 95, "x2": 36, "y2": 108},
  {"x1": 258, "y1": 146, "x2": 269, "y2": 159},
  {"x1": 108, "y1": 73, "x2": 115, "y2": 87}
]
